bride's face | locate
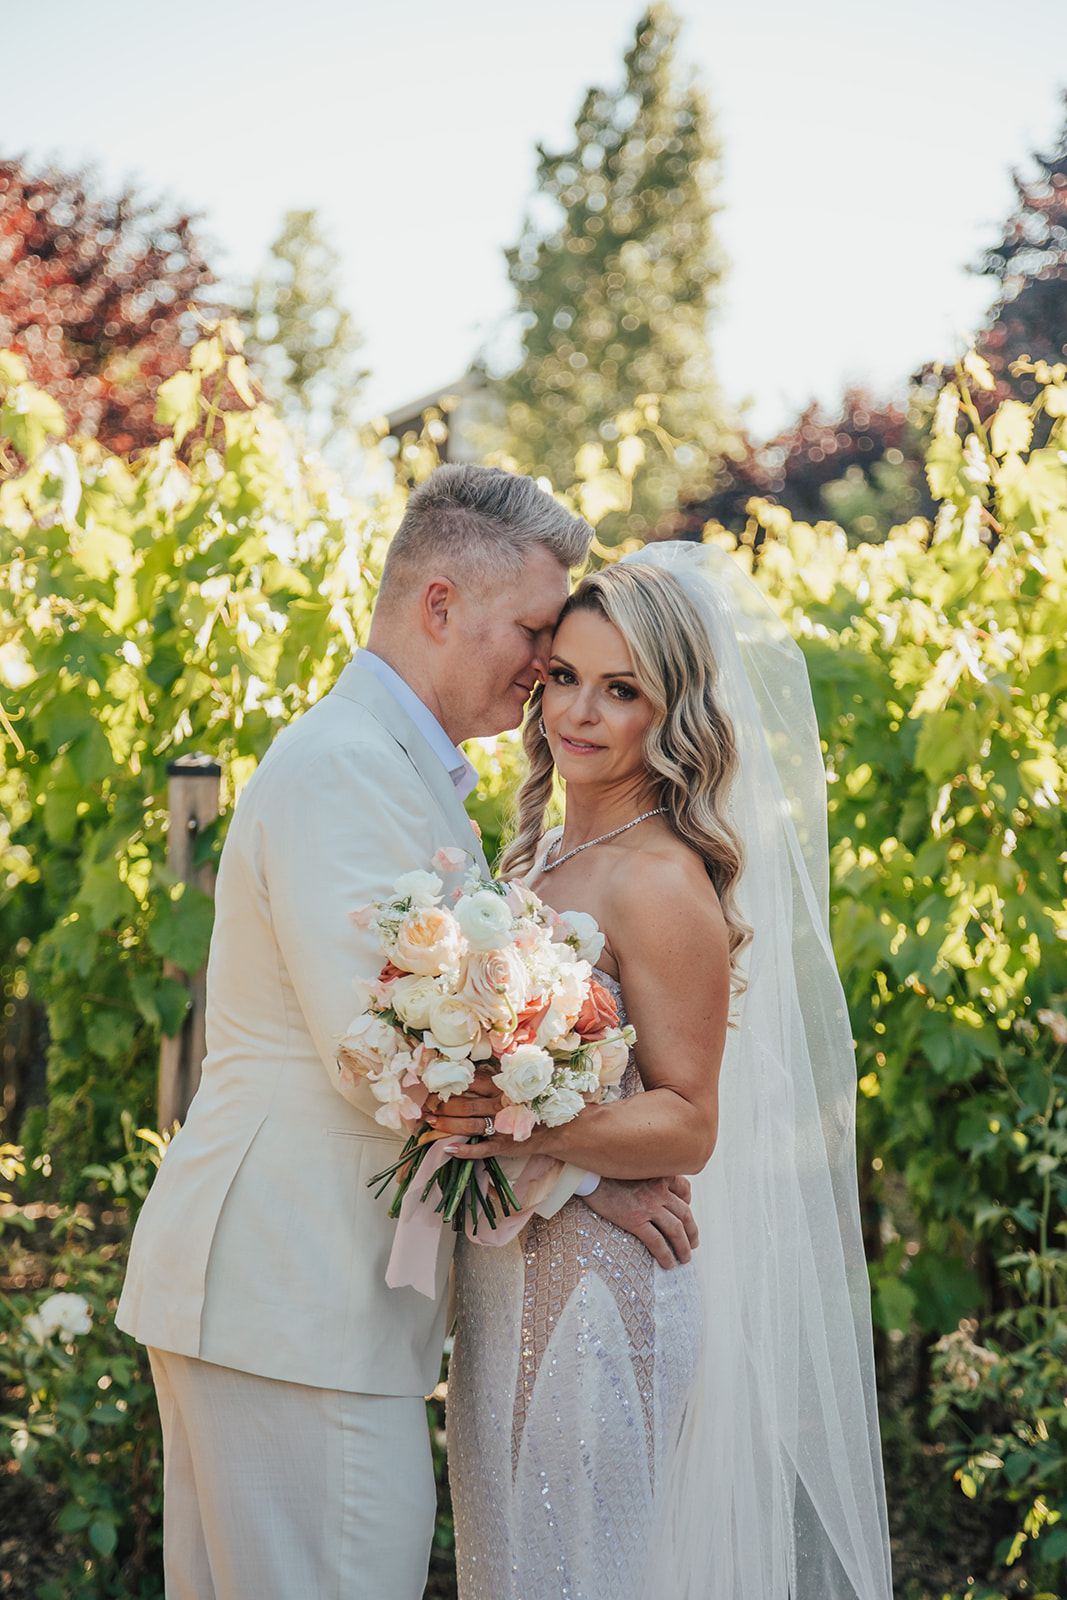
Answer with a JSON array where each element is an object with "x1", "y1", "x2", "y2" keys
[{"x1": 542, "y1": 608, "x2": 655, "y2": 791}]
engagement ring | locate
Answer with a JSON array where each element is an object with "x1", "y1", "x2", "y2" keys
[{"x1": 483, "y1": 1117, "x2": 494, "y2": 1137}]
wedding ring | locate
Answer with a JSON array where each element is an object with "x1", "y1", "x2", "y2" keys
[{"x1": 483, "y1": 1117, "x2": 494, "y2": 1137}]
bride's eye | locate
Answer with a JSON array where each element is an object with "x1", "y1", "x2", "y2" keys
[
  {"x1": 548, "y1": 666, "x2": 576, "y2": 685},
  {"x1": 609, "y1": 681, "x2": 639, "y2": 701}
]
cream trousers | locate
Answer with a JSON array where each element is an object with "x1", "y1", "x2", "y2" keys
[{"x1": 148, "y1": 1348, "x2": 437, "y2": 1600}]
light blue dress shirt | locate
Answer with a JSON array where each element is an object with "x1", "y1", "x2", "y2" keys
[{"x1": 356, "y1": 649, "x2": 479, "y2": 800}]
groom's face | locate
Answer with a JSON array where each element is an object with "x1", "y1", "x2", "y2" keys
[{"x1": 445, "y1": 544, "x2": 569, "y2": 739}]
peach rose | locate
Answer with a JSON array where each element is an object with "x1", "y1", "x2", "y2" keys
[
  {"x1": 392, "y1": 906, "x2": 463, "y2": 975},
  {"x1": 456, "y1": 946, "x2": 528, "y2": 1028},
  {"x1": 574, "y1": 979, "x2": 619, "y2": 1041}
]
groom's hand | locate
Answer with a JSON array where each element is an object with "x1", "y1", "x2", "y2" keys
[
  {"x1": 426, "y1": 1070, "x2": 504, "y2": 1137},
  {"x1": 583, "y1": 1175, "x2": 698, "y2": 1270}
]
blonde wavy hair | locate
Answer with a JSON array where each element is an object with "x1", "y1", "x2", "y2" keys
[{"x1": 500, "y1": 562, "x2": 751, "y2": 990}]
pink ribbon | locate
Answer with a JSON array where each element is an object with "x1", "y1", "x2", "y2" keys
[
  {"x1": 384, "y1": 1143, "x2": 560, "y2": 1298},
  {"x1": 385, "y1": 1138, "x2": 457, "y2": 1298}
]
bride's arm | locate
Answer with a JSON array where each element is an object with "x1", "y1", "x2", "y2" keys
[{"x1": 469, "y1": 852, "x2": 730, "y2": 1179}]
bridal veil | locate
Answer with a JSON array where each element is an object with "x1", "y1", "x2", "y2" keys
[{"x1": 621, "y1": 542, "x2": 893, "y2": 1600}]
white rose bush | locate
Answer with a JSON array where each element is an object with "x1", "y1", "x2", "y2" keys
[{"x1": 337, "y1": 850, "x2": 633, "y2": 1255}]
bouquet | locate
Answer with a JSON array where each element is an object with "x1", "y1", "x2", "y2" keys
[{"x1": 337, "y1": 849, "x2": 633, "y2": 1268}]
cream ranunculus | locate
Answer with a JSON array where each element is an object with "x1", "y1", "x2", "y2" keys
[
  {"x1": 393, "y1": 906, "x2": 463, "y2": 975},
  {"x1": 426, "y1": 992, "x2": 483, "y2": 1049},
  {"x1": 537, "y1": 1084, "x2": 586, "y2": 1127},
  {"x1": 393, "y1": 869, "x2": 444, "y2": 907},
  {"x1": 454, "y1": 889, "x2": 513, "y2": 951},
  {"x1": 493, "y1": 1044, "x2": 555, "y2": 1104},
  {"x1": 557, "y1": 909, "x2": 605, "y2": 965},
  {"x1": 390, "y1": 975, "x2": 442, "y2": 1031},
  {"x1": 455, "y1": 946, "x2": 528, "y2": 1028},
  {"x1": 421, "y1": 1054, "x2": 477, "y2": 1098}
]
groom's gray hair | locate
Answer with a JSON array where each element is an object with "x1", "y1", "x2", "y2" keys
[{"x1": 378, "y1": 464, "x2": 592, "y2": 604}]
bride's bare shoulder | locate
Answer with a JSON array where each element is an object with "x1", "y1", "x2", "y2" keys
[{"x1": 605, "y1": 832, "x2": 724, "y2": 930}]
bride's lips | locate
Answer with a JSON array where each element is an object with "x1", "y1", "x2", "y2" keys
[{"x1": 559, "y1": 734, "x2": 604, "y2": 754}]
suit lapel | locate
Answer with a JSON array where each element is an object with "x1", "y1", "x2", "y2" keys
[{"x1": 330, "y1": 659, "x2": 490, "y2": 876}]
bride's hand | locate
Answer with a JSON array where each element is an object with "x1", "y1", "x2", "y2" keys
[{"x1": 425, "y1": 1070, "x2": 504, "y2": 1138}]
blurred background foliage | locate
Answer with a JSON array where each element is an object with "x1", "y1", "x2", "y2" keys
[
  {"x1": 0, "y1": 3, "x2": 1066, "y2": 1596},
  {"x1": 240, "y1": 207, "x2": 369, "y2": 466},
  {"x1": 485, "y1": 5, "x2": 729, "y2": 542}
]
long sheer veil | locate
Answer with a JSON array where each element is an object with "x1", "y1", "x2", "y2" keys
[{"x1": 621, "y1": 543, "x2": 893, "y2": 1600}]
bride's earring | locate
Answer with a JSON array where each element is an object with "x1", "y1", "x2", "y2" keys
[{"x1": 538, "y1": 717, "x2": 547, "y2": 738}]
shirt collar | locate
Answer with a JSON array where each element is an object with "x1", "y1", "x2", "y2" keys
[{"x1": 355, "y1": 649, "x2": 479, "y2": 801}]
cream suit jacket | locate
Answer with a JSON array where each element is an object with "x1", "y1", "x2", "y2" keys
[{"x1": 118, "y1": 659, "x2": 493, "y2": 1397}]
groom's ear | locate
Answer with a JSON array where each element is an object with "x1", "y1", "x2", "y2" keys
[{"x1": 421, "y1": 576, "x2": 456, "y2": 642}]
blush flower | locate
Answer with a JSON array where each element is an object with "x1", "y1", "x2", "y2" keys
[
  {"x1": 456, "y1": 946, "x2": 529, "y2": 1028},
  {"x1": 432, "y1": 846, "x2": 470, "y2": 873},
  {"x1": 494, "y1": 1103, "x2": 538, "y2": 1141},
  {"x1": 337, "y1": 1013, "x2": 404, "y2": 1080}
]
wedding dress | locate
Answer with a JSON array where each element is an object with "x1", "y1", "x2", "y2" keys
[
  {"x1": 448, "y1": 542, "x2": 893, "y2": 1599},
  {"x1": 447, "y1": 968, "x2": 702, "y2": 1600}
]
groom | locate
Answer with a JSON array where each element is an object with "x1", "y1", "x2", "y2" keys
[{"x1": 118, "y1": 464, "x2": 696, "y2": 1599}]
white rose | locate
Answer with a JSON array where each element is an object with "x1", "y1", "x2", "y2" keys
[
  {"x1": 455, "y1": 889, "x2": 513, "y2": 951},
  {"x1": 390, "y1": 975, "x2": 442, "y2": 1031},
  {"x1": 427, "y1": 993, "x2": 483, "y2": 1048},
  {"x1": 595, "y1": 1033, "x2": 630, "y2": 1086},
  {"x1": 34, "y1": 1291, "x2": 92, "y2": 1341},
  {"x1": 393, "y1": 869, "x2": 444, "y2": 907},
  {"x1": 557, "y1": 910, "x2": 605, "y2": 965},
  {"x1": 537, "y1": 1084, "x2": 586, "y2": 1127},
  {"x1": 493, "y1": 1044, "x2": 555, "y2": 1104},
  {"x1": 422, "y1": 1054, "x2": 477, "y2": 1098}
]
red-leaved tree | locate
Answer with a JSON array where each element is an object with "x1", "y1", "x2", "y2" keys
[{"x1": 0, "y1": 155, "x2": 217, "y2": 453}]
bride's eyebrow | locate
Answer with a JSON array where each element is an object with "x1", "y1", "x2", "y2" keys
[{"x1": 550, "y1": 653, "x2": 636, "y2": 679}]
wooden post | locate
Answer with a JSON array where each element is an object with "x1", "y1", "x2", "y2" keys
[{"x1": 158, "y1": 754, "x2": 221, "y2": 1131}]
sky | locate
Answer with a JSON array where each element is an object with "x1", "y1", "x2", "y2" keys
[{"x1": 4, "y1": 0, "x2": 1067, "y2": 437}]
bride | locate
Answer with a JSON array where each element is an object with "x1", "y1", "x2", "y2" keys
[{"x1": 441, "y1": 543, "x2": 893, "y2": 1600}]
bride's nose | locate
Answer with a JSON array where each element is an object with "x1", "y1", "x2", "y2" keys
[{"x1": 573, "y1": 684, "x2": 600, "y2": 723}]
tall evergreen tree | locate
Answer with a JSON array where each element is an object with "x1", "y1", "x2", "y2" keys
[
  {"x1": 493, "y1": 5, "x2": 727, "y2": 538},
  {"x1": 976, "y1": 93, "x2": 1067, "y2": 398},
  {"x1": 243, "y1": 209, "x2": 368, "y2": 457}
]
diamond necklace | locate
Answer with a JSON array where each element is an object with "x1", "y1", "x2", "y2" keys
[{"x1": 540, "y1": 808, "x2": 667, "y2": 873}]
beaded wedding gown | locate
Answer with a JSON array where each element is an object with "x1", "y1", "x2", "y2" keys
[{"x1": 446, "y1": 969, "x2": 703, "y2": 1600}]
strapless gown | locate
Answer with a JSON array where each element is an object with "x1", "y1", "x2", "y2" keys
[{"x1": 446, "y1": 968, "x2": 703, "y2": 1600}]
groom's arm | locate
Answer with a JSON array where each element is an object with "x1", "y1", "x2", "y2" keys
[
  {"x1": 257, "y1": 734, "x2": 454, "y2": 1121},
  {"x1": 583, "y1": 1175, "x2": 697, "y2": 1268},
  {"x1": 434, "y1": 1084, "x2": 698, "y2": 1266}
]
